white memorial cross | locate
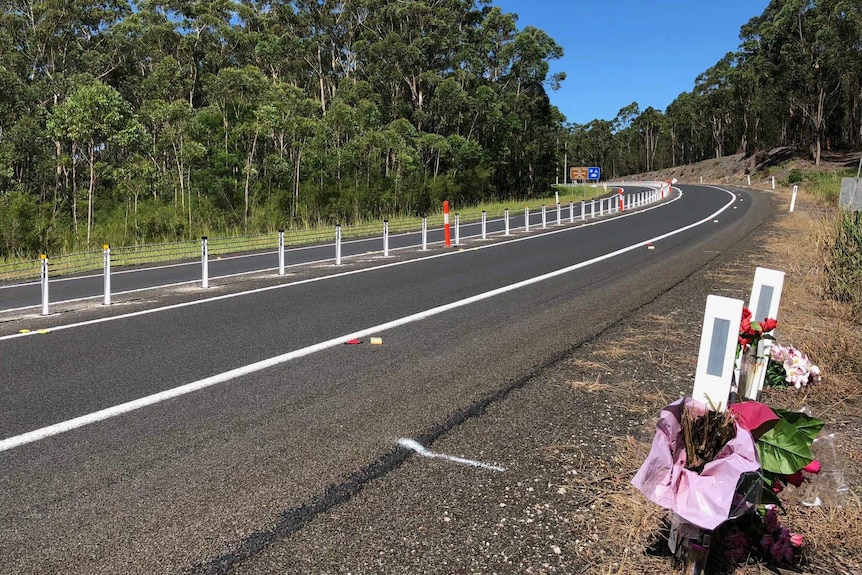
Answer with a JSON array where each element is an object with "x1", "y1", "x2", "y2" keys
[
  {"x1": 691, "y1": 295, "x2": 745, "y2": 412},
  {"x1": 739, "y1": 267, "x2": 785, "y2": 400},
  {"x1": 669, "y1": 294, "x2": 744, "y2": 557}
]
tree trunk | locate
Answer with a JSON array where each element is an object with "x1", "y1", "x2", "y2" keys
[
  {"x1": 293, "y1": 147, "x2": 302, "y2": 219},
  {"x1": 244, "y1": 130, "x2": 259, "y2": 229},
  {"x1": 87, "y1": 144, "x2": 95, "y2": 245}
]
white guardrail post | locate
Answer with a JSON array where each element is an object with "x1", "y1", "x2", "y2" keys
[
  {"x1": 504, "y1": 209, "x2": 510, "y2": 235},
  {"x1": 421, "y1": 217, "x2": 427, "y2": 251},
  {"x1": 570, "y1": 201, "x2": 575, "y2": 223},
  {"x1": 481, "y1": 211, "x2": 487, "y2": 239},
  {"x1": 40, "y1": 254, "x2": 49, "y2": 316},
  {"x1": 103, "y1": 244, "x2": 111, "y2": 305},
  {"x1": 335, "y1": 225, "x2": 342, "y2": 264},
  {"x1": 541, "y1": 204, "x2": 547, "y2": 228},
  {"x1": 454, "y1": 213, "x2": 460, "y2": 246},
  {"x1": 201, "y1": 237, "x2": 209, "y2": 288},
  {"x1": 383, "y1": 220, "x2": 389, "y2": 257},
  {"x1": 278, "y1": 230, "x2": 285, "y2": 275}
]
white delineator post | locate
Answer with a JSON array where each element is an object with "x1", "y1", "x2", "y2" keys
[
  {"x1": 278, "y1": 230, "x2": 285, "y2": 275},
  {"x1": 454, "y1": 213, "x2": 460, "y2": 246},
  {"x1": 541, "y1": 204, "x2": 547, "y2": 228},
  {"x1": 481, "y1": 211, "x2": 487, "y2": 239},
  {"x1": 742, "y1": 267, "x2": 786, "y2": 399},
  {"x1": 772, "y1": 176, "x2": 776, "y2": 190},
  {"x1": 335, "y1": 225, "x2": 342, "y2": 264},
  {"x1": 40, "y1": 254, "x2": 49, "y2": 316},
  {"x1": 504, "y1": 209, "x2": 510, "y2": 236},
  {"x1": 103, "y1": 244, "x2": 111, "y2": 305},
  {"x1": 581, "y1": 200, "x2": 586, "y2": 221},
  {"x1": 421, "y1": 218, "x2": 427, "y2": 251},
  {"x1": 524, "y1": 206, "x2": 530, "y2": 232},
  {"x1": 557, "y1": 202, "x2": 561, "y2": 225},
  {"x1": 790, "y1": 185, "x2": 799, "y2": 212},
  {"x1": 691, "y1": 295, "x2": 744, "y2": 412},
  {"x1": 569, "y1": 201, "x2": 575, "y2": 223},
  {"x1": 201, "y1": 237, "x2": 209, "y2": 288},
  {"x1": 383, "y1": 220, "x2": 389, "y2": 257}
]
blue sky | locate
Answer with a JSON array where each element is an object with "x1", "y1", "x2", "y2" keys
[{"x1": 491, "y1": 0, "x2": 771, "y2": 125}]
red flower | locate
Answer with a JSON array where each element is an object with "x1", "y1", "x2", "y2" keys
[
  {"x1": 786, "y1": 471, "x2": 805, "y2": 487},
  {"x1": 761, "y1": 317, "x2": 778, "y2": 332},
  {"x1": 740, "y1": 308, "x2": 752, "y2": 333},
  {"x1": 803, "y1": 460, "x2": 821, "y2": 474}
]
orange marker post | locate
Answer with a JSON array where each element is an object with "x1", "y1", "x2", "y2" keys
[
  {"x1": 618, "y1": 188, "x2": 624, "y2": 212},
  {"x1": 443, "y1": 200, "x2": 451, "y2": 247}
]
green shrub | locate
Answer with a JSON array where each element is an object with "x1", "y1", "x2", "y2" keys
[
  {"x1": 787, "y1": 169, "x2": 803, "y2": 184},
  {"x1": 824, "y1": 210, "x2": 862, "y2": 318},
  {"x1": 807, "y1": 171, "x2": 849, "y2": 203}
]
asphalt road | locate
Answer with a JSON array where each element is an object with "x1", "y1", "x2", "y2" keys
[{"x1": 0, "y1": 184, "x2": 769, "y2": 574}]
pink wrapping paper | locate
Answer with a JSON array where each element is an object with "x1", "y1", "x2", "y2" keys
[{"x1": 631, "y1": 397, "x2": 761, "y2": 530}]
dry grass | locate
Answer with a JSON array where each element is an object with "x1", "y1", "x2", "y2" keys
[
  {"x1": 568, "y1": 378, "x2": 612, "y2": 393},
  {"x1": 564, "y1": 436, "x2": 669, "y2": 574},
  {"x1": 568, "y1": 358, "x2": 613, "y2": 373}
]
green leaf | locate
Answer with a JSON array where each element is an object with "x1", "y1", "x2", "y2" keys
[
  {"x1": 775, "y1": 409, "x2": 825, "y2": 441},
  {"x1": 756, "y1": 419, "x2": 814, "y2": 475},
  {"x1": 759, "y1": 485, "x2": 784, "y2": 509}
]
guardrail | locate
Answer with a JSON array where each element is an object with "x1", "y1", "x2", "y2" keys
[{"x1": 2, "y1": 185, "x2": 671, "y2": 315}]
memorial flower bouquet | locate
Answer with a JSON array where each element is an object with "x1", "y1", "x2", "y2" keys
[
  {"x1": 721, "y1": 505, "x2": 805, "y2": 566},
  {"x1": 631, "y1": 398, "x2": 761, "y2": 531},
  {"x1": 765, "y1": 343, "x2": 822, "y2": 390},
  {"x1": 728, "y1": 401, "x2": 824, "y2": 495},
  {"x1": 738, "y1": 307, "x2": 778, "y2": 351},
  {"x1": 736, "y1": 308, "x2": 779, "y2": 400},
  {"x1": 633, "y1": 398, "x2": 823, "y2": 572}
]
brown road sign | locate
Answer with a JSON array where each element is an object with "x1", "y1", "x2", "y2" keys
[{"x1": 570, "y1": 167, "x2": 588, "y2": 180}]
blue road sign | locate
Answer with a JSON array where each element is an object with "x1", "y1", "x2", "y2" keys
[{"x1": 588, "y1": 167, "x2": 601, "y2": 180}]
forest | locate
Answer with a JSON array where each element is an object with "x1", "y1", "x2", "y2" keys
[{"x1": 1, "y1": 0, "x2": 860, "y2": 257}]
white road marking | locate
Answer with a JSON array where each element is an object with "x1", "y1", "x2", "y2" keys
[
  {"x1": 0, "y1": 186, "x2": 731, "y2": 452},
  {"x1": 0, "y1": 189, "x2": 680, "y2": 341},
  {"x1": 397, "y1": 438, "x2": 506, "y2": 472}
]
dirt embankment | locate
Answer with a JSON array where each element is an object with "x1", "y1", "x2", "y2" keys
[{"x1": 637, "y1": 147, "x2": 861, "y2": 186}]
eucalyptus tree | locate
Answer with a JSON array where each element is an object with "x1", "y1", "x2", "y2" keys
[
  {"x1": 47, "y1": 80, "x2": 142, "y2": 244},
  {"x1": 694, "y1": 54, "x2": 735, "y2": 160}
]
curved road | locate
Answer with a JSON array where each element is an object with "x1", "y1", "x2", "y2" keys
[{"x1": 0, "y1": 184, "x2": 769, "y2": 574}]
